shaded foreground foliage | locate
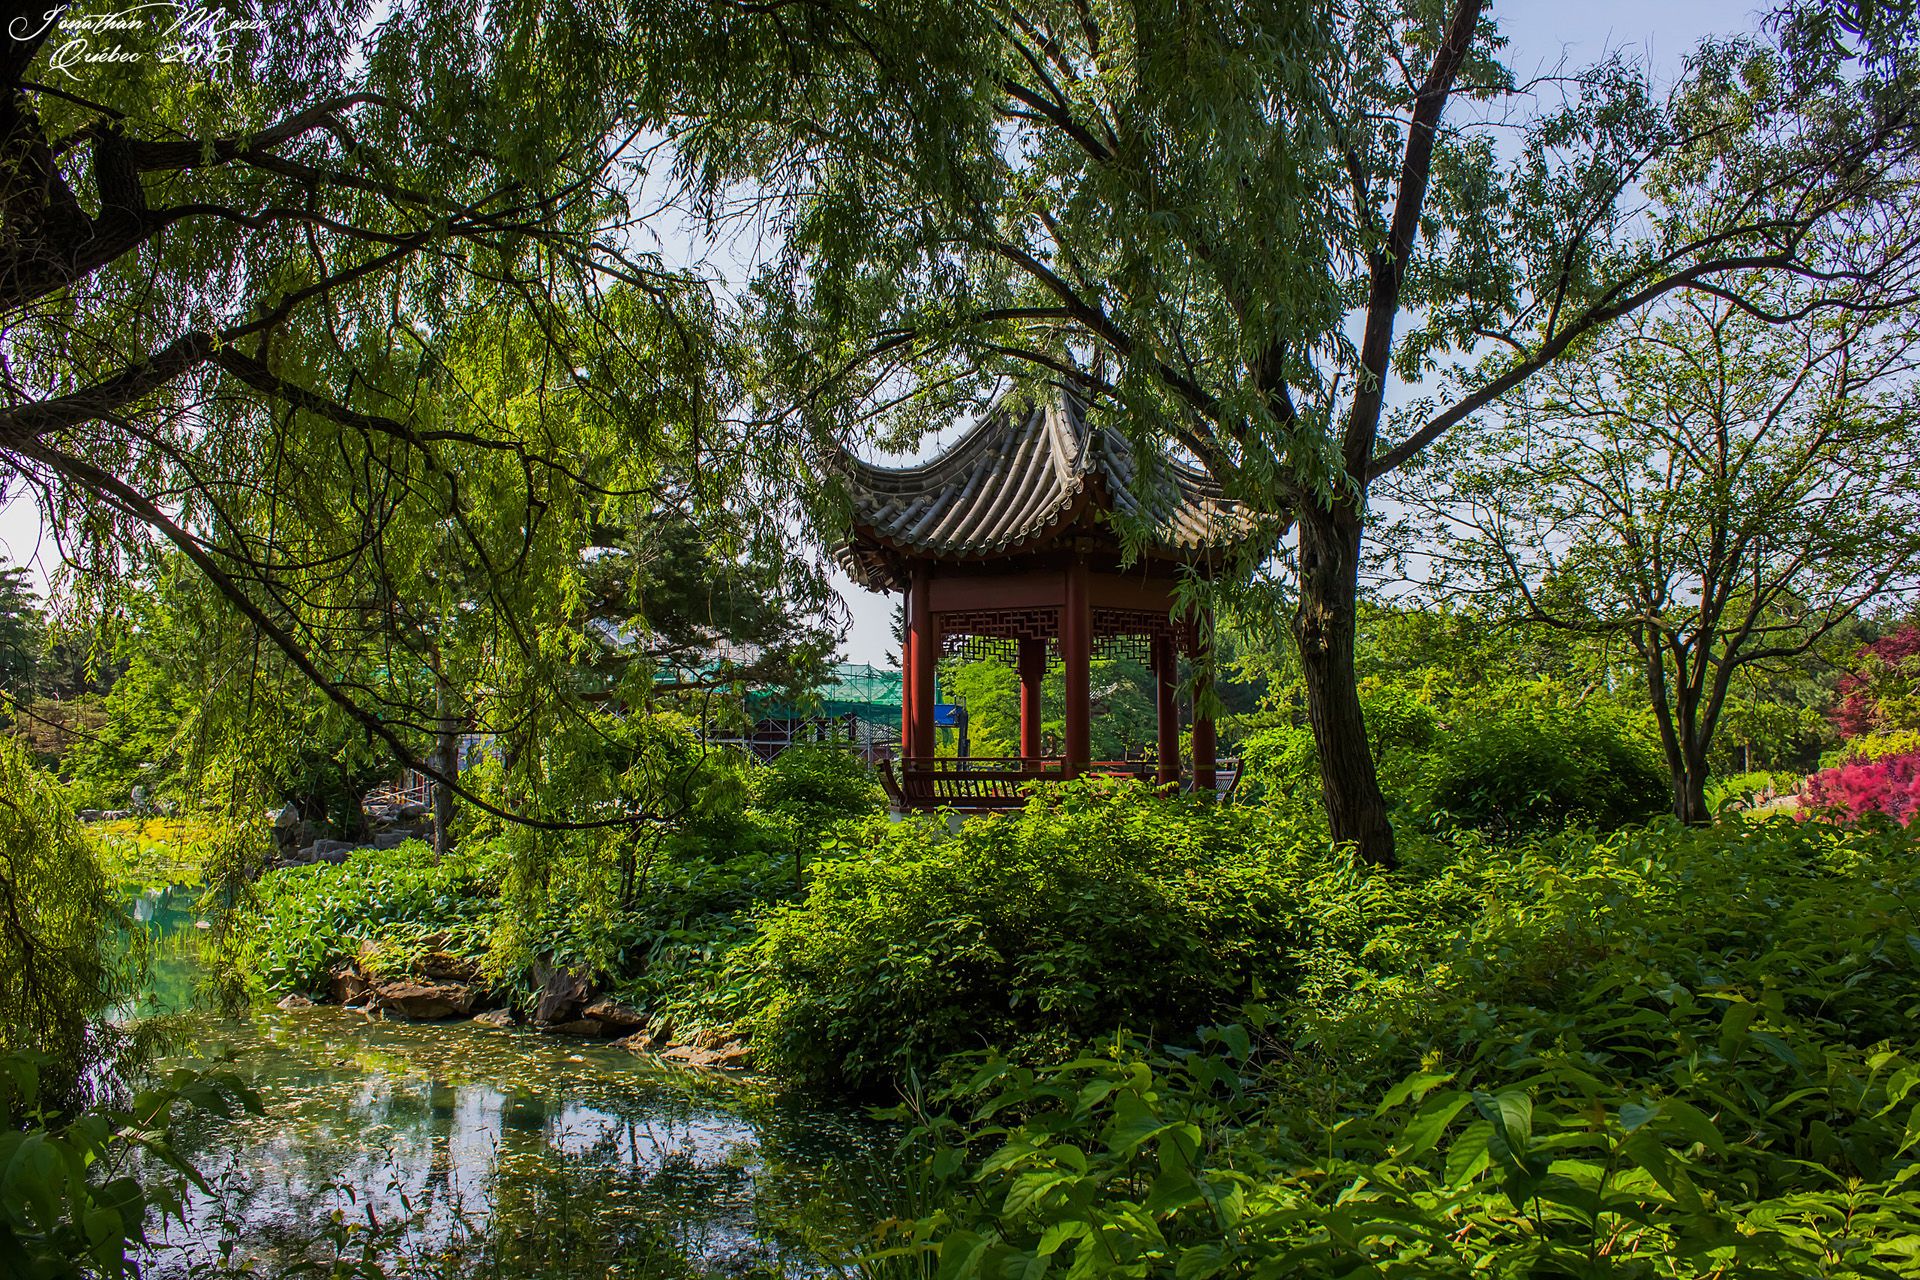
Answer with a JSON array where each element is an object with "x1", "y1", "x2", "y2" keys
[{"x1": 891, "y1": 817, "x2": 1920, "y2": 1278}]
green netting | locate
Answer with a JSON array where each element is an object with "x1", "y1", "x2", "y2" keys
[{"x1": 751, "y1": 662, "x2": 901, "y2": 726}]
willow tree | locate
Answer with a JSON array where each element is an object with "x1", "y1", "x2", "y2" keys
[
  {"x1": 0, "y1": 2, "x2": 830, "y2": 831},
  {"x1": 663, "y1": 0, "x2": 1920, "y2": 864}
]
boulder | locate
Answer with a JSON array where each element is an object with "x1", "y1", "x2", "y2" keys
[
  {"x1": 330, "y1": 969, "x2": 371, "y2": 1006},
  {"x1": 542, "y1": 1018, "x2": 604, "y2": 1038},
  {"x1": 472, "y1": 1009, "x2": 515, "y2": 1029},
  {"x1": 276, "y1": 993, "x2": 315, "y2": 1010},
  {"x1": 660, "y1": 1039, "x2": 751, "y2": 1069},
  {"x1": 582, "y1": 999, "x2": 647, "y2": 1035},
  {"x1": 374, "y1": 979, "x2": 478, "y2": 1021},
  {"x1": 530, "y1": 962, "x2": 590, "y2": 1025},
  {"x1": 372, "y1": 830, "x2": 414, "y2": 850},
  {"x1": 416, "y1": 950, "x2": 480, "y2": 983},
  {"x1": 615, "y1": 1028, "x2": 659, "y2": 1053},
  {"x1": 311, "y1": 839, "x2": 358, "y2": 863}
]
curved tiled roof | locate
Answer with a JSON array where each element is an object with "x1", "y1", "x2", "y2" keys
[{"x1": 835, "y1": 387, "x2": 1265, "y2": 590}]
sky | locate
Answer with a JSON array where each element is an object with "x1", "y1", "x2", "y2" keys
[{"x1": 0, "y1": 0, "x2": 1765, "y2": 659}]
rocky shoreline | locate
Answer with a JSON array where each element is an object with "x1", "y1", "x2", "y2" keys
[{"x1": 278, "y1": 940, "x2": 751, "y2": 1070}]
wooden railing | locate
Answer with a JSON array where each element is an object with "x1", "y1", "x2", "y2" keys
[{"x1": 884, "y1": 756, "x2": 1158, "y2": 808}]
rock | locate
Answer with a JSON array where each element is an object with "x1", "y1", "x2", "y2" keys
[
  {"x1": 373, "y1": 979, "x2": 478, "y2": 1021},
  {"x1": 277, "y1": 993, "x2": 315, "y2": 1010},
  {"x1": 416, "y1": 950, "x2": 480, "y2": 983},
  {"x1": 660, "y1": 1038, "x2": 751, "y2": 1069},
  {"x1": 542, "y1": 1018, "x2": 604, "y2": 1038},
  {"x1": 372, "y1": 830, "x2": 414, "y2": 850},
  {"x1": 530, "y1": 962, "x2": 590, "y2": 1025},
  {"x1": 330, "y1": 969, "x2": 371, "y2": 1006},
  {"x1": 472, "y1": 1009, "x2": 515, "y2": 1029},
  {"x1": 615, "y1": 1028, "x2": 659, "y2": 1052},
  {"x1": 397, "y1": 801, "x2": 430, "y2": 819},
  {"x1": 582, "y1": 999, "x2": 647, "y2": 1034},
  {"x1": 78, "y1": 809, "x2": 104, "y2": 822},
  {"x1": 311, "y1": 838, "x2": 358, "y2": 863}
]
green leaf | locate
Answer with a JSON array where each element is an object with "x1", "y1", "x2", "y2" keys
[
  {"x1": 1035, "y1": 1221, "x2": 1088, "y2": 1258},
  {"x1": 1399, "y1": 1090, "x2": 1471, "y2": 1159},
  {"x1": 1378, "y1": 1070, "x2": 1456, "y2": 1114},
  {"x1": 1144, "y1": 1166, "x2": 1202, "y2": 1215},
  {"x1": 1175, "y1": 1244, "x2": 1225, "y2": 1280},
  {"x1": 1474, "y1": 1089, "x2": 1533, "y2": 1163},
  {"x1": 1445, "y1": 1119, "x2": 1495, "y2": 1187}
]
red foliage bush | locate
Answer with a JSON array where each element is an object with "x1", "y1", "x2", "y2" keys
[
  {"x1": 1831, "y1": 623, "x2": 1920, "y2": 739},
  {"x1": 1801, "y1": 751, "x2": 1920, "y2": 825}
]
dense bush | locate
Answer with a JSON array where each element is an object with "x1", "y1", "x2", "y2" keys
[
  {"x1": 751, "y1": 744, "x2": 885, "y2": 820},
  {"x1": 736, "y1": 783, "x2": 1324, "y2": 1093},
  {"x1": 1238, "y1": 678, "x2": 1667, "y2": 837},
  {"x1": 897, "y1": 817, "x2": 1920, "y2": 1279},
  {"x1": 219, "y1": 841, "x2": 503, "y2": 998},
  {"x1": 1802, "y1": 751, "x2": 1920, "y2": 825},
  {"x1": 1413, "y1": 684, "x2": 1669, "y2": 835}
]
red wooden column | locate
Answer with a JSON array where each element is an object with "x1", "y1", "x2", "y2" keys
[
  {"x1": 1190, "y1": 611, "x2": 1217, "y2": 793},
  {"x1": 1063, "y1": 557, "x2": 1091, "y2": 777},
  {"x1": 1018, "y1": 636, "x2": 1046, "y2": 766},
  {"x1": 908, "y1": 565, "x2": 937, "y2": 760},
  {"x1": 1153, "y1": 633, "x2": 1180, "y2": 787}
]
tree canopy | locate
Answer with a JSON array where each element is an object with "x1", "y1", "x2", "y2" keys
[
  {"x1": 658, "y1": 0, "x2": 1920, "y2": 862},
  {"x1": 1397, "y1": 283, "x2": 1920, "y2": 821}
]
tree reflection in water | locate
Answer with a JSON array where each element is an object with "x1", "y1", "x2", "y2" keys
[{"x1": 136, "y1": 1007, "x2": 898, "y2": 1279}]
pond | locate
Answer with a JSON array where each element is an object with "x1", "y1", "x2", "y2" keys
[{"x1": 121, "y1": 883, "x2": 902, "y2": 1279}]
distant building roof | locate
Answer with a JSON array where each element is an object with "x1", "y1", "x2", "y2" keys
[{"x1": 834, "y1": 386, "x2": 1266, "y2": 591}]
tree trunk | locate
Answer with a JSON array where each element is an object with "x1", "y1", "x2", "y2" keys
[
  {"x1": 1673, "y1": 744, "x2": 1712, "y2": 825},
  {"x1": 431, "y1": 676, "x2": 457, "y2": 860},
  {"x1": 1293, "y1": 503, "x2": 1396, "y2": 868}
]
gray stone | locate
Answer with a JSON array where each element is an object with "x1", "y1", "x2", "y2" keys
[
  {"x1": 276, "y1": 993, "x2": 315, "y2": 1010},
  {"x1": 311, "y1": 839, "x2": 358, "y2": 863},
  {"x1": 472, "y1": 1008, "x2": 514, "y2": 1029},
  {"x1": 371, "y1": 830, "x2": 415, "y2": 850}
]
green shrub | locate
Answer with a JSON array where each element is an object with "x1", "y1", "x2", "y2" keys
[
  {"x1": 1705, "y1": 769, "x2": 1801, "y2": 812},
  {"x1": 736, "y1": 782, "x2": 1322, "y2": 1093},
  {"x1": 1238, "y1": 678, "x2": 1666, "y2": 838},
  {"x1": 895, "y1": 817, "x2": 1920, "y2": 1279},
  {"x1": 219, "y1": 841, "x2": 501, "y2": 997},
  {"x1": 752, "y1": 745, "x2": 886, "y2": 821},
  {"x1": 1413, "y1": 683, "x2": 1668, "y2": 836}
]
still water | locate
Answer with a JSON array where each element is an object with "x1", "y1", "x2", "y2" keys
[{"x1": 125, "y1": 885, "x2": 899, "y2": 1279}]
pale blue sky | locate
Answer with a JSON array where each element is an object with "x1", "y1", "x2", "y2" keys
[{"x1": 0, "y1": 0, "x2": 1768, "y2": 660}]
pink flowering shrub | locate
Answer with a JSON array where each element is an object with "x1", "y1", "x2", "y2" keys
[{"x1": 1801, "y1": 751, "x2": 1920, "y2": 825}]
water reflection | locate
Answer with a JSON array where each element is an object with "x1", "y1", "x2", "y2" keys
[{"x1": 122, "y1": 899, "x2": 897, "y2": 1278}]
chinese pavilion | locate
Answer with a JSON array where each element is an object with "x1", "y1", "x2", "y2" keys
[{"x1": 835, "y1": 386, "x2": 1266, "y2": 809}]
